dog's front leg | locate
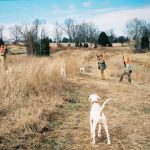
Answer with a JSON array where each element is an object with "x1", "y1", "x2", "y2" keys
[{"x1": 91, "y1": 121, "x2": 97, "y2": 144}]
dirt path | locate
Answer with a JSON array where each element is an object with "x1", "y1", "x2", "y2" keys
[
  {"x1": 35, "y1": 69, "x2": 149, "y2": 150},
  {"x1": 39, "y1": 50, "x2": 150, "y2": 150}
]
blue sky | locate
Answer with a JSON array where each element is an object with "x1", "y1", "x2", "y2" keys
[{"x1": 0, "y1": 0, "x2": 150, "y2": 37}]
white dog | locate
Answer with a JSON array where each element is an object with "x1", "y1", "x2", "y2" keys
[
  {"x1": 60, "y1": 67, "x2": 66, "y2": 78},
  {"x1": 89, "y1": 94, "x2": 112, "y2": 145},
  {"x1": 80, "y1": 67, "x2": 85, "y2": 73}
]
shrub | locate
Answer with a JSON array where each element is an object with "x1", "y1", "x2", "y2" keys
[{"x1": 98, "y1": 32, "x2": 111, "y2": 46}]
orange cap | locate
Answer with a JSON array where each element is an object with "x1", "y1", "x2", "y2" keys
[{"x1": 126, "y1": 57, "x2": 131, "y2": 64}]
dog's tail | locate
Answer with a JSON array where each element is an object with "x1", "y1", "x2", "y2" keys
[{"x1": 99, "y1": 98, "x2": 112, "y2": 115}]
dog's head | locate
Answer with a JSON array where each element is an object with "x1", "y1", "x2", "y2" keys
[
  {"x1": 80, "y1": 67, "x2": 85, "y2": 72},
  {"x1": 96, "y1": 54, "x2": 103, "y2": 61},
  {"x1": 89, "y1": 94, "x2": 100, "y2": 103}
]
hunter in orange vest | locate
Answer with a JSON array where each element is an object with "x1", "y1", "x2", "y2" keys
[{"x1": 0, "y1": 39, "x2": 7, "y2": 65}]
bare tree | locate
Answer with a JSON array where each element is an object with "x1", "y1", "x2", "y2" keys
[
  {"x1": 61, "y1": 18, "x2": 75, "y2": 44},
  {"x1": 9, "y1": 25, "x2": 21, "y2": 42},
  {"x1": 107, "y1": 29, "x2": 116, "y2": 43},
  {"x1": 73, "y1": 22, "x2": 99, "y2": 47},
  {"x1": 73, "y1": 24, "x2": 82, "y2": 46},
  {"x1": 53, "y1": 18, "x2": 99, "y2": 47},
  {"x1": 87, "y1": 23, "x2": 99, "y2": 47},
  {"x1": 79, "y1": 23, "x2": 89, "y2": 42},
  {"x1": 14, "y1": 19, "x2": 46, "y2": 55},
  {"x1": 0, "y1": 25, "x2": 4, "y2": 39},
  {"x1": 33, "y1": 19, "x2": 42, "y2": 42},
  {"x1": 126, "y1": 18, "x2": 146, "y2": 52},
  {"x1": 54, "y1": 22, "x2": 62, "y2": 46},
  {"x1": 41, "y1": 26, "x2": 47, "y2": 39}
]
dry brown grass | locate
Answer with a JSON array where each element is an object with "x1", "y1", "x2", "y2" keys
[
  {"x1": 8, "y1": 44, "x2": 26, "y2": 54},
  {"x1": 65, "y1": 57, "x2": 78, "y2": 77},
  {"x1": 37, "y1": 48, "x2": 149, "y2": 150},
  {"x1": 131, "y1": 53, "x2": 150, "y2": 68},
  {"x1": 105, "y1": 52, "x2": 150, "y2": 82},
  {"x1": 0, "y1": 47, "x2": 150, "y2": 149},
  {"x1": 0, "y1": 55, "x2": 78, "y2": 139}
]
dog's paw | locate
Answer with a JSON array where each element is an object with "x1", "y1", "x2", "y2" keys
[
  {"x1": 107, "y1": 141, "x2": 111, "y2": 145},
  {"x1": 91, "y1": 141, "x2": 95, "y2": 145},
  {"x1": 98, "y1": 133, "x2": 101, "y2": 137},
  {"x1": 91, "y1": 138, "x2": 95, "y2": 144}
]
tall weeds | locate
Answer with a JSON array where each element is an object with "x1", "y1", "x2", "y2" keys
[{"x1": 0, "y1": 55, "x2": 78, "y2": 135}]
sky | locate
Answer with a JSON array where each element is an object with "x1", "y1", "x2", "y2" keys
[{"x1": 0, "y1": 0, "x2": 150, "y2": 39}]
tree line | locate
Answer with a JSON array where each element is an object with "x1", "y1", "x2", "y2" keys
[
  {"x1": 126, "y1": 18, "x2": 150, "y2": 52},
  {"x1": 0, "y1": 17, "x2": 150, "y2": 55}
]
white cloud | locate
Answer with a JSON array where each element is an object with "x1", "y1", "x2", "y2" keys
[
  {"x1": 44, "y1": 23, "x2": 55, "y2": 37},
  {"x1": 57, "y1": 5, "x2": 150, "y2": 36},
  {"x1": 87, "y1": 5, "x2": 150, "y2": 35},
  {"x1": 2, "y1": 5, "x2": 150, "y2": 39},
  {"x1": 50, "y1": 4, "x2": 76, "y2": 15},
  {"x1": 82, "y1": 1, "x2": 92, "y2": 8}
]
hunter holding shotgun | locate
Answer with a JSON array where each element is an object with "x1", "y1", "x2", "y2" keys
[{"x1": 120, "y1": 51, "x2": 133, "y2": 83}]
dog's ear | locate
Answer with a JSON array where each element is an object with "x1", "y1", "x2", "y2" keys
[
  {"x1": 96, "y1": 54, "x2": 100, "y2": 60},
  {"x1": 97, "y1": 96, "x2": 100, "y2": 100}
]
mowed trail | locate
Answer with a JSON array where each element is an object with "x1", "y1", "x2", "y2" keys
[{"x1": 44, "y1": 50, "x2": 150, "y2": 150}]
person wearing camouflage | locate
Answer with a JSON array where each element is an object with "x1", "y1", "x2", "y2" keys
[{"x1": 120, "y1": 57, "x2": 133, "y2": 83}]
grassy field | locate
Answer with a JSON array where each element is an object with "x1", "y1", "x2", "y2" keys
[{"x1": 0, "y1": 46, "x2": 150, "y2": 150}]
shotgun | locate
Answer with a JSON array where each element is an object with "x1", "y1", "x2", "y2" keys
[{"x1": 121, "y1": 50, "x2": 126, "y2": 68}]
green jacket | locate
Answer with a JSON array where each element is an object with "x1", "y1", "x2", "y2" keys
[{"x1": 98, "y1": 61, "x2": 106, "y2": 70}]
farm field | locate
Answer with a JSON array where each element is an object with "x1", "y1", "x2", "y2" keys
[{"x1": 0, "y1": 47, "x2": 150, "y2": 150}]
